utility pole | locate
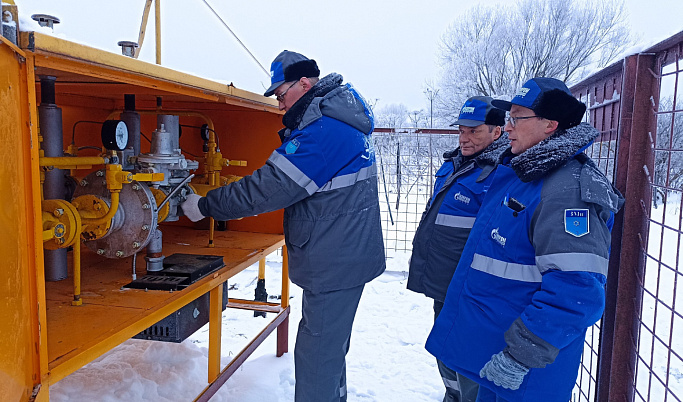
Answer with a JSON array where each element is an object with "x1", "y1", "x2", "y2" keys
[{"x1": 424, "y1": 88, "x2": 439, "y2": 128}]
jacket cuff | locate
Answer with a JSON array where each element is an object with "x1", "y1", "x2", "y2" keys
[
  {"x1": 504, "y1": 317, "x2": 560, "y2": 368},
  {"x1": 198, "y1": 196, "x2": 211, "y2": 217}
]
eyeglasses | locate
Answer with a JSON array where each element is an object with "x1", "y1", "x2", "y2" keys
[
  {"x1": 275, "y1": 81, "x2": 298, "y2": 103},
  {"x1": 505, "y1": 115, "x2": 540, "y2": 127}
]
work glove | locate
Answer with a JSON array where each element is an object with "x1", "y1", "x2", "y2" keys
[
  {"x1": 479, "y1": 351, "x2": 529, "y2": 390},
  {"x1": 180, "y1": 194, "x2": 206, "y2": 222}
]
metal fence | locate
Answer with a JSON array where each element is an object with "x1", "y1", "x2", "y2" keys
[
  {"x1": 373, "y1": 29, "x2": 683, "y2": 402},
  {"x1": 571, "y1": 32, "x2": 683, "y2": 402},
  {"x1": 374, "y1": 128, "x2": 460, "y2": 254}
]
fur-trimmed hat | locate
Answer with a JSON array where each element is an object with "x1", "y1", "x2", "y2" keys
[
  {"x1": 491, "y1": 77, "x2": 586, "y2": 130},
  {"x1": 264, "y1": 50, "x2": 320, "y2": 97}
]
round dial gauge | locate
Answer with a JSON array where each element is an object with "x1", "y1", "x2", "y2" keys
[{"x1": 101, "y1": 120, "x2": 129, "y2": 151}]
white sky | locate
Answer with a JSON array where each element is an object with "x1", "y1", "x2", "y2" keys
[{"x1": 11, "y1": 0, "x2": 683, "y2": 112}]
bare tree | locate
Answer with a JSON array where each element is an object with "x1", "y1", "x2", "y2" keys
[
  {"x1": 375, "y1": 104, "x2": 410, "y2": 209},
  {"x1": 436, "y1": 0, "x2": 630, "y2": 120},
  {"x1": 375, "y1": 104, "x2": 409, "y2": 129}
]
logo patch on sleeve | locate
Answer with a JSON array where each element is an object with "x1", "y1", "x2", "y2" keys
[
  {"x1": 285, "y1": 139, "x2": 300, "y2": 154},
  {"x1": 564, "y1": 209, "x2": 589, "y2": 237}
]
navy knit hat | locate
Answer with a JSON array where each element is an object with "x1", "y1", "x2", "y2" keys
[
  {"x1": 264, "y1": 50, "x2": 320, "y2": 97},
  {"x1": 491, "y1": 77, "x2": 587, "y2": 129},
  {"x1": 451, "y1": 96, "x2": 505, "y2": 127}
]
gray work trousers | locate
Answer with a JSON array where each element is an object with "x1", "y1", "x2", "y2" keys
[
  {"x1": 294, "y1": 284, "x2": 365, "y2": 402},
  {"x1": 434, "y1": 300, "x2": 480, "y2": 402}
]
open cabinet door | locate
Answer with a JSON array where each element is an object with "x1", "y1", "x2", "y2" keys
[{"x1": 0, "y1": 36, "x2": 48, "y2": 402}]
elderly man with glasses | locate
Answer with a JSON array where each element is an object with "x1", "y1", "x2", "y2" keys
[
  {"x1": 181, "y1": 50, "x2": 385, "y2": 402},
  {"x1": 408, "y1": 96, "x2": 508, "y2": 402},
  {"x1": 426, "y1": 78, "x2": 624, "y2": 402}
]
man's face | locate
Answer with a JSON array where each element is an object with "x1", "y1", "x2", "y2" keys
[
  {"x1": 274, "y1": 78, "x2": 307, "y2": 111},
  {"x1": 459, "y1": 124, "x2": 501, "y2": 156},
  {"x1": 505, "y1": 105, "x2": 554, "y2": 154}
]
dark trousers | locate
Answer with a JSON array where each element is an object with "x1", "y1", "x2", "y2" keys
[
  {"x1": 434, "y1": 300, "x2": 480, "y2": 402},
  {"x1": 294, "y1": 284, "x2": 365, "y2": 402}
]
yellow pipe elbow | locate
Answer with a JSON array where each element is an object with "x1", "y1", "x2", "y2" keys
[{"x1": 80, "y1": 191, "x2": 120, "y2": 225}]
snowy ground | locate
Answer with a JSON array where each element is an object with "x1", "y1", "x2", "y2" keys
[
  {"x1": 50, "y1": 251, "x2": 445, "y2": 402},
  {"x1": 48, "y1": 194, "x2": 683, "y2": 402}
]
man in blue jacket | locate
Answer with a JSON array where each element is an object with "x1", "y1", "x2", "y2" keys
[
  {"x1": 408, "y1": 96, "x2": 508, "y2": 402},
  {"x1": 426, "y1": 78, "x2": 624, "y2": 402},
  {"x1": 181, "y1": 50, "x2": 386, "y2": 402}
]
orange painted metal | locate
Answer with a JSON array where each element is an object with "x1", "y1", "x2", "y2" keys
[
  {"x1": 0, "y1": 36, "x2": 45, "y2": 401},
  {"x1": 2, "y1": 21, "x2": 292, "y2": 401}
]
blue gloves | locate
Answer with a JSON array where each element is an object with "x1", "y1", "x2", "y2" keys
[
  {"x1": 180, "y1": 194, "x2": 206, "y2": 222},
  {"x1": 479, "y1": 351, "x2": 529, "y2": 390}
]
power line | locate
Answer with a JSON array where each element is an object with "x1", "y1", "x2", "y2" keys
[{"x1": 199, "y1": 0, "x2": 270, "y2": 77}]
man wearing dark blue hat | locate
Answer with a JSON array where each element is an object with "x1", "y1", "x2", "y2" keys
[
  {"x1": 408, "y1": 96, "x2": 507, "y2": 402},
  {"x1": 181, "y1": 50, "x2": 385, "y2": 401},
  {"x1": 425, "y1": 78, "x2": 624, "y2": 401}
]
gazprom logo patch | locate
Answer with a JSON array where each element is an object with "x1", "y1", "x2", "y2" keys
[
  {"x1": 461, "y1": 106, "x2": 476, "y2": 114},
  {"x1": 515, "y1": 87, "x2": 531, "y2": 98},
  {"x1": 270, "y1": 70, "x2": 275, "y2": 78},
  {"x1": 491, "y1": 227, "x2": 507, "y2": 247},
  {"x1": 454, "y1": 191, "x2": 471, "y2": 204}
]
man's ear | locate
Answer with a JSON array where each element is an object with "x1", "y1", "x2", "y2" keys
[
  {"x1": 300, "y1": 77, "x2": 312, "y2": 92},
  {"x1": 492, "y1": 126, "x2": 502, "y2": 140},
  {"x1": 544, "y1": 119, "x2": 559, "y2": 134}
]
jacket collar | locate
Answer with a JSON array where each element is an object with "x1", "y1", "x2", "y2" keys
[
  {"x1": 282, "y1": 73, "x2": 344, "y2": 131},
  {"x1": 504, "y1": 122, "x2": 599, "y2": 182}
]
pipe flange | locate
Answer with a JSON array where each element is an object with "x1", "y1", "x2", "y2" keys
[{"x1": 42, "y1": 199, "x2": 81, "y2": 250}]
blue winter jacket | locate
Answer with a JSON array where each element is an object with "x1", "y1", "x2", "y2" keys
[
  {"x1": 426, "y1": 123, "x2": 624, "y2": 401},
  {"x1": 407, "y1": 135, "x2": 508, "y2": 302},
  {"x1": 199, "y1": 74, "x2": 386, "y2": 292}
]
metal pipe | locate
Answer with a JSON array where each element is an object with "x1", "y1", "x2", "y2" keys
[
  {"x1": 155, "y1": 0, "x2": 161, "y2": 65},
  {"x1": 39, "y1": 156, "x2": 106, "y2": 167},
  {"x1": 157, "y1": 114, "x2": 179, "y2": 152},
  {"x1": 281, "y1": 246, "x2": 289, "y2": 309},
  {"x1": 71, "y1": 232, "x2": 82, "y2": 306},
  {"x1": 145, "y1": 229, "x2": 164, "y2": 272},
  {"x1": 40, "y1": 75, "x2": 68, "y2": 282},
  {"x1": 121, "y1": 94, "x2": 141, "y2": 156},
  {"x1": 134, "y1": 0, "x2": 153, "y2": 59},
  {"x1": 81, "y1": 191, "x2": 120, "y2": 225}
]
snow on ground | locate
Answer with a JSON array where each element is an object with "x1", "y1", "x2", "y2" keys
[
  {"x1": 47, "y1": 194, "x2": 683, "y2": 402},
  {"x1": 50, "y1": 251, "x2": 444, "y2": 402}
]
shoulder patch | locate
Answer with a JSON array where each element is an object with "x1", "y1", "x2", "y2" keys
[
  {"x1": 565, "y1": 209, "x2": 590, "y2": 237},
  {"x1": 285, "y1": 139, "x2": 300, "y2": 154}
]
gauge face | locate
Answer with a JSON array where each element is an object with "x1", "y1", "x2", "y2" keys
[{"x1": 101, "y1": 120, "x2": 129, "y2": 151}]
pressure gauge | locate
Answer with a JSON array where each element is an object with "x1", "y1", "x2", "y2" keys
[{"x1": 101, "y1": 120, "x2": 129, "y2": 151}]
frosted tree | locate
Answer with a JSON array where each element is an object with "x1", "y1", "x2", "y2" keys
[
  {"x1": 436, "y1": 0, "x2": 630, "y2": 121},
  {"x1": 375, "y1": 104, "x2": 409, "y2": 209},
  {"x1": 653, "y1": 96, "x2": 683, "y2": 206}
]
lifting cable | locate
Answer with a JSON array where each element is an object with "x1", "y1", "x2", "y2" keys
[{"x1": 199, "y1": 0, "x2": 270, "y2": 77}]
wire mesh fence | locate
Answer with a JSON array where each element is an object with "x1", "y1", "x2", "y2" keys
[
  {"x1": 373, "y1": 32, "x2": 683, "y2": 401},
  {"x1": 634, "y1": 48, "x2": 683, "y2": 402},
  {"x1": 571, "y1": 69, "x2": 624, "y2": 402},
  {"x1": 374, "y1": 128, "x2": 460, "y2": 255}
]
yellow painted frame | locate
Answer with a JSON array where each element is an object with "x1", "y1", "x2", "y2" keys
[{"x1": 2, "y1": 26, "x2": 290, "y2": 401}]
